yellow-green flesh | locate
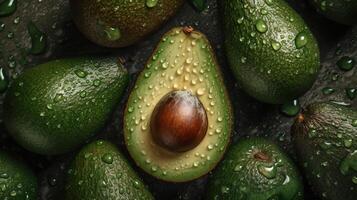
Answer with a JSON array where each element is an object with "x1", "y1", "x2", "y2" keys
[{"x1": 124, "y1": 27, "x2": 232, "y2": 182}]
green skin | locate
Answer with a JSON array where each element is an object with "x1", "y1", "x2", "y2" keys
[
  {"x1": 220, "y1": 0, "x2": 320, "y2": 104},
  {"x1": 70, "y1": 0, "x2": 184, "y2": 47},
  {"x1": 0, "y1": 151, "x2": 37, "y2": 200},
  {"x1": 4, "y1": 57, "x2": 129, "y2": 155},
  {"x1": 309, "y1": 0, "x2": 357, "y2": 25},
  {"x1": 207, "y1": 138, "x2": 304, "y2": 200},
  {"x1": 292, "y1": 102, "x2": 357, "y2": 200},
  {"x1": 65, "y1": 140, "x2": 154, "y2": 200}
]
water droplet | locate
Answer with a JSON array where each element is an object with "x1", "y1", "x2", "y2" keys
[
  {"x1": 280, "y1": 99, "x2": 300, "y2": 116},
  {"x1": 234, "y1": 165, "x2": 243, "y2": 172},
  {"x1": 271, "y1": 41, "x2": 281, "y2": 51},
  {"x1": 221, "y1": 186, "x2": 230, "y2": 194},
  {"x1": 0, "y1": 0, "x2": 17, "y2": 17},
  {"x1": 0, "y1": 68, "x2": 8, "y2": 92},
  {"x1": 295, "y1": 31, "x2": 308, "y2": 49},
  {"x1": 27, "y1": 21, "x2": 47, "y2": 55},
  {"x1": 257, "y1": 164, "x2": 277, "y2": 179},
  {"x1": 255, "y1": 19, "x2": 268, "y2": 33},
  {"x1": 344, "y1": 139, "x2": 353, "y2": 148},
  {"x1": 346, "y1": 88, "x2": 356, "y2": 100},
  {"x1": 322, "y1": 87, "x2": 335, "y2": 95},
  {"x1": 104, "y1": 27, "x2": 121, "y2": 41},
  {"x1": 0, "y1": 173, "x2": 9, "y2": 179},
  {"x1": 101, "y1": 153, "x2": 113, "y2": 164},
  {"x1": 339, "y1": 150, "x2": 357, "y2": 175},
  {"x1": 337, "y1": 56, "x2": 355, "y2": 71},
  {"x1": 146, "y1": 0, "x2": 158, "y2": 8},
  {"x1": 74, "y1": 69, "x2": 87, "y2": 78}
]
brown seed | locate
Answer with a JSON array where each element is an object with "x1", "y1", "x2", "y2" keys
[{"x1": 150, "y1": 90, "x2": 208, "y2": 152}]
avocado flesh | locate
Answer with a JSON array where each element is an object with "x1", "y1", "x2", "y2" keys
[
  {"x1": 4, "y1": 57, "x2": 129, "y2": 155},
  {"x1": 292, "y1": 102, "x2": 357, "y2": 200},
  {"x1": 124, "y1": 27, "x2": 233, "y2": 182},
  {"x1": 70, "y1": 0, "x2": 184, "y2": 47},
  {"x1": 207, "y1": 138, "x2": 303, "y2": 200},
  {"x1": 309, "y1": 0, "x2": 357, "y2": 25},
  {"x1": 221, "y1": 0, "x2": 320, "y2": 104},
  {"x1": 0, "y1": 151, "x2": 37, "y2": 200},
  {"x1": 65, "y1": 140, "x2": 154, "y2": 200}
]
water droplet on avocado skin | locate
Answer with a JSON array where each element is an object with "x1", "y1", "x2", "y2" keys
[
  {"x1": 0, "y1": 0, "x2": 17, "y2": 17},
  {"x1": 27, "y1": 21, "x2": 47, "y2": 55},
  {"x1": 337, "y1": 56, "x2": 355, "y2": 71},
  {"x1": 295, "y1": 31, "x2": 308, "y2": 49},
  {"x1": 0, "y1": 68, "x2": 8, "y2": 92},
  {"x1": 146, "y1": 0, "x2": 158, "y2": 8},
  {"x1": 280, "y1": 99, "x2": 300, "y2": 117}
]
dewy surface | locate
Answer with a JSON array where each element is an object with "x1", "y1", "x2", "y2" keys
[{"x1": 0, "y1": 0, "x2": 353, "y2": 199}]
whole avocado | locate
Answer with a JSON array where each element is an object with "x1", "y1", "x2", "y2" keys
[
  {"x1": 70, "y1": 0, "x2": 184, "y2": 47},
  {"x1": 65, "y1": 140, "x2": 154, "y2": 200},
  {"x1": 292, "y1": 102, "x2": 357, "y2": 200},
  {"x1": 220, "y1": 0, "x2": 320, "y2": 104},
  {"x1": 4, "y1": 57, "x2": 129, "y2": 155},
  {"x1": 309, "y1": 0, "x2": 357, "y2": 25},
  {"x1": 0, "y1": 151, "x2": 37, "y2": 200},
  {"x1": 207, "y1": 138, "x2": 304, "y2": 200}
]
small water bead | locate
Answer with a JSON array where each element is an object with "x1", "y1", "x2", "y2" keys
[
  {"x1": 0, "y1": 68, "x2": 8, "y2": 92},
  {"x1": 271, "y1": 41, "x2": 281, "y2": 51},
  {"x1": 146, "y1": 0, "x2": 158, "y2": 8},
  {"x1": 0, "y1": 0, "x2": 17, "y2": 17},
  {"x1": 337, "y1": 56, "x2": 355, "y2": 71},
  {"x1": 257, "y1": 164, "x2": 277, "y2": 179},
  {"x1": 322, "y1": 87, "x2": 335, "y2": 95},
  {"x1": 104, "y1": 27, "x2": 121, "y2": 41},
  {"x1": 255, "y1": 19, "x2": 268, "y2": 33},
  {"x1": 74, "y1": 69, "x2": 87, "y2": 78},
  {"x1": 346, "y1": 88, "x2": 356, "y2": 100},
  {"x1": 295, "y1": 31, "x2": 308, "y2": 49},
  {"x1": 234, "y1": 165, "x2": 243, "y2": 172},
  {"x1": 0, "y1": 22, "x2": 5, "y2": 31},
  {"x1": 27, "y1": 22, "x2": 47, "y2": 55},
  {"x1": 280, "y1": 99, "x2": 300, "y2": 117}
]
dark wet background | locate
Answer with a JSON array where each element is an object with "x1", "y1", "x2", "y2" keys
[{"x1": 0, "y1": 0, "x2": 356, "y2": 199}]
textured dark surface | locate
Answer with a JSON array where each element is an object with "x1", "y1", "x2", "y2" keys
[{"x1": 0, "y1": 0, "x2": 355, "y2": 199}]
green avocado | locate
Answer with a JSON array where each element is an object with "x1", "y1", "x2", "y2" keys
[
  {"x1": 220, "y1": 0, "x2": 320, "y2": 104},
  {"x1": 64, "y1": 140, "x2": 153, "y2": 200},
  {"x1": 207, "y1": 138, "x2": 304, "y2": 200},
  {"x1": 70, "y1": 0, "x2": 184, "y2": 47},
  {"x1": 4, "y1": 57, "x2": 129, "y2": 155},
  {"x1": 292, "y1": 102, "x2": 357, "y2": 200},
  {"x1": 124, "y1": 27, "x2": 233, "y2": 182},
  {"x1": 0, "y1": 151, "x2": 37, "y2": 200},
  {"x1": 309, "y1": 0, "x2": 357, "y2": 25}
]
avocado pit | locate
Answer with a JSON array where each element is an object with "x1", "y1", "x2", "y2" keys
[{"x1": 150, "y1": 90, "x2": 208, "y2": 152}]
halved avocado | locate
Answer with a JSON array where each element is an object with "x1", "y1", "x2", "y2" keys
[{"x1": 124, "y1": 27, "x2": 233, "y2": 182}]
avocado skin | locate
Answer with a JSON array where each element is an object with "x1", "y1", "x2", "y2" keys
[
  {"x1": 70, "y1": 0, "x2": 184, "y2": 47},
  {"x1": 220, "y1": 0, "x2": 320, "y2": 104},
  {"x1": 4, "y1": 57, "x2": 129, "y2": 155},
  {"x1": 0, "y1": 151, "x2": 37, "y2": 200},
  {"x1": 309, "y1": 0, "x2": 357, "y2": 25},
  {"x1": 207, "y1": 138, "x2": 303, "y2": 200},
  {"x1": 292, "y1": 102, "x2": 357, "y2": 200},
  {"x1": 64, "y1": 140, "x2": 154, "y2": 200}
]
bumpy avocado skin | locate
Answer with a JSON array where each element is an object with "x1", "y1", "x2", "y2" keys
[
  {"x1": 309, "y1": 0, "x2": 357, "y2": 25},
  {"x1": 64, "y1": 140, "x2": 154, "y2": 200},
  {"x1": 292, "y1": 102, "x2": 357, "y2": 200},
  {"x1": 0, "y1": 151, "x2": 37, "y2": 200},
  {"x1": 220, "y1": 0, "x2": 320, "y2": 104},
  {"x1": 70, "y1": 0, "x2": 184, "y2": 47},
  {"x1": 207, "y1": 138, "x2": 304, "y2": 200},
  {"x1": 4, "y1": 57, "x2": 129, "y2": 155}
]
